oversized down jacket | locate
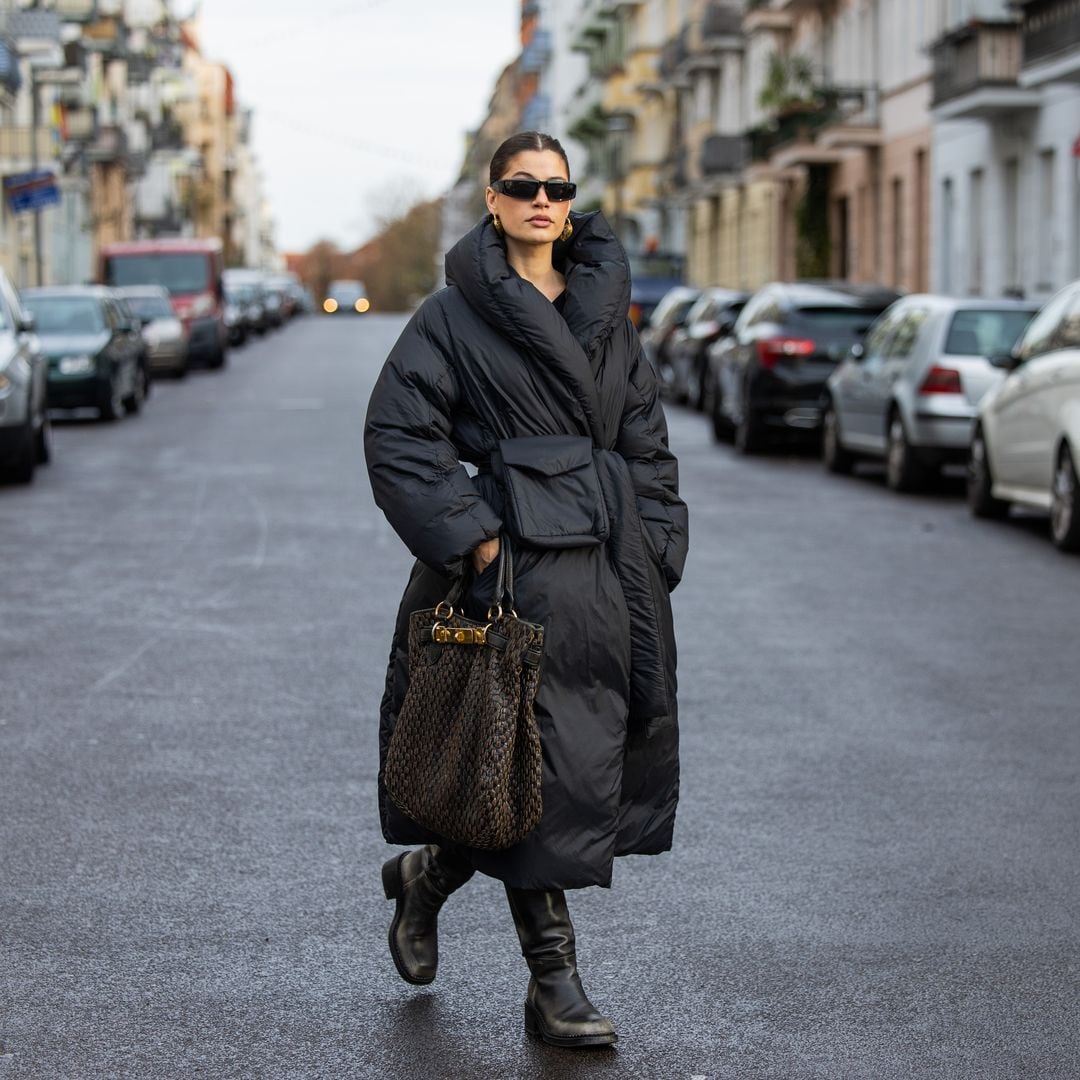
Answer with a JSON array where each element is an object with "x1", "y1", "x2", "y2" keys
[{"x1": 364, "y1": 210, "x2": 689, "y2": 890}]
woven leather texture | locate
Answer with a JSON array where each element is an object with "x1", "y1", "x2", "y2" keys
[{"x1": 385, "y1": 607, "x2": 545, "y2": 850}]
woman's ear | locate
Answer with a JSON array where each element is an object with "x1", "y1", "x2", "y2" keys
[{"x1": 484, "y1": 187, "x2": 498, "y2": 216}]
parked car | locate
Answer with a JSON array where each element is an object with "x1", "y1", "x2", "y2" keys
[
  {"x1": 115, "y1": 286, "x2": 189, "y2": 378},
  {"x1": 323, "y1": 279, "x2": 370, "y2": 315},
  {"x1": 116, "y1": 285, "x2": 190, "y2": 378},
  {"x1": 22, "y1": 287, "x2": 146, "y2": 422},
  {"x1": 669, "y1": 288, "x2": 749, "y2": 409},
  {"x1": 0, "y1": 269, "x2": 49, "y2": 484},
  {"x1": 823, "y1": 296, "x2": 1037, "y2": 490},
  {"x1": 628, "y1": 252, "x2": 686, "y2": 329},
  {"x1": 640, "y1": 286, "x2": 700, "y2": 382},
  {"x1": 100, "y1": 238, "x2": 228, "y2": 369},
  {"x1": 708, "y1": 281, "x2": 901, "y2": 452},
  {"x1": 968, "y1": 279, "x2": 1080, "y2": 552},
  {"x1": 223, "y1": 269, "x2": 271, "y2": 335}
]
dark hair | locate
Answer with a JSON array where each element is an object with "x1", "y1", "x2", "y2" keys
[{"x1": 489, "y1": 131, "x2": 571, "y2": 186}]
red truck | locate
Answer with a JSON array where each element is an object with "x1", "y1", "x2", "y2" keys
[{"x1": 100, "y1": 238, "x2": 228, "y2": 369}]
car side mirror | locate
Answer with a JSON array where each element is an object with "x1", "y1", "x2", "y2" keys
[
  {"x1": 17, "y1": 312, "x2": 35, "y2": 334},
  {"x1": 849, "y1": 342, "x2": 865, "y2": 362},
  {"x1": 989, "y1": 350, "x2": 1021, "y2": 372}
]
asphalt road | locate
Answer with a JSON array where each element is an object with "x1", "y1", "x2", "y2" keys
[{"x1": 1, "y1": 315, "x2": 1078, "y2": 1080}]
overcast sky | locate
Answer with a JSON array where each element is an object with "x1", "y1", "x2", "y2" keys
[{"x1": 198, "y1": 0, "x2": 520, "y2": 254}]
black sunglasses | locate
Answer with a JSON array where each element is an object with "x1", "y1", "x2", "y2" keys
[{"x1": 491, "y1": 178, "x2": 577, "y2": 202}]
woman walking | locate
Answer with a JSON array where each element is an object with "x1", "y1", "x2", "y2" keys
[{"x1": 364, "y1": 131, "x2": 688, "y2": 1048}]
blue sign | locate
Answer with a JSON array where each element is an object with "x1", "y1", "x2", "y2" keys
[{"x1": 3, "y1": 170, "x2": 61, "y2": 214}]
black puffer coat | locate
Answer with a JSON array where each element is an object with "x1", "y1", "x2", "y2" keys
[{"x1": 364, "y1": 211, "x2": 689, "y2": 889}]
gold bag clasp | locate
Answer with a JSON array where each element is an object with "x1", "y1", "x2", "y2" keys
[{"x1": 431, "y1": 623, "x2": 488, "y2": 645}]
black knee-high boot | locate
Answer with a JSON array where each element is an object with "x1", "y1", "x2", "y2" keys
[
  {"x1": 505, "y1": 886, "x2": 617, "y2": 1048},
  {"x1": 381, "y1": 845, "x2": 474, "y2": 985}
]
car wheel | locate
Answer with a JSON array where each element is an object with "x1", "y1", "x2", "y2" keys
[
  {"x1": 967, "y1": 426, "x2": 1009, "y2": 520},
  {"x1": 734, "y1": 399, "x2": 766, "y2": 455},
  {"x1": 691, "y1": 363, "x2": 708, "y2": 412},
  {"x1": 822, "y1": 400, "x2": 855, "y2": 475},
  {"x1": 35, "y1": 412, "x2": 51, "y2": 465},
  {"x1": 1050, "y1": 445, "x2": 1080, "y2": 553},
  {"x1": 885, "y1": 412, "x2": 925, "y2": 492},
  {"x1": 124, "y1": 365, "x2": 147, "y2": 415},
  {"x1": 2, "y1": 412, "x2": 36, "y2": 484},
  {"x1": 99, "y1": 376, "x2": 125, "y2": 422},
  {"x1": 208, "y1": 344, "x2": 227, "y2": 370}
]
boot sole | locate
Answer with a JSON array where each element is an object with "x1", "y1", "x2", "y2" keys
[
  {"x1": 382, "y1": 854, "x2": 435, "y2": 986},
  {"x1": 524, "y1": 1001, "x2": 618, "y2": 1048}
]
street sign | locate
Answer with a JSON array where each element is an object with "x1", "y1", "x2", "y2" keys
[{"x1": 3, "y1": 170, "x2": 61, "y2": 214}]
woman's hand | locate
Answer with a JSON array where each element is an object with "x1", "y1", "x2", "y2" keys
[{"x1": 471, "y1": 536, "x2": 500, "y2": 574}]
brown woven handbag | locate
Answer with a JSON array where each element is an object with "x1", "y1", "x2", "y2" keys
[{"x1": 384, "y1": 541, "x2": 545, "y2": 850}]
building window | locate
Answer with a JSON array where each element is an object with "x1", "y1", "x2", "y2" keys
[
  {"x1": 969, "y1": 168, "x2": 984, "y2": 296},
  {"x1": 1039, "y1": 149, "x2": 1055, "y2": 289},
  {"x1": 892, "y1": 177, "x2": 904, "y2": 289},
  {"x1": 1004, "y1": 157, "x2": 1020, "y2": 294},
  {"x1": 941, "y1": 177, "x2": 955, "y2": 294}
]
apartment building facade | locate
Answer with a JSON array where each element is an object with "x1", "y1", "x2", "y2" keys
[{"x1": 930, "y1": 0, "x2": 1080, "y2": 301}]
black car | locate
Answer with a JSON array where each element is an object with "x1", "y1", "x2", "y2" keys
[
  {"x1": 22, "y1": 287, "x2": 146, "y2": 422},
  {"x1": 708, "y1": 281, "x2": 901, "y2": 452},
  {"x1": 668, "y1": 288, "x2": 749, "y2": 410}
]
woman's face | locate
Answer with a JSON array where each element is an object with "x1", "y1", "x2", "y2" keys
[{"x1": 485, "y1": 149, "x2": 573, "y2": 247}]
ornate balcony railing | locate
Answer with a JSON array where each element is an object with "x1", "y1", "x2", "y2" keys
[{"x1": 700, "y1": 133, "x2": 747, "y2": 176}]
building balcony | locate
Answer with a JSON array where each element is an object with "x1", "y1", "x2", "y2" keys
[
  {"x1": 703, "y1": 2, "x2": 744, "y2": 41},
  {"x1": 658, "y1": 28, "x2": 690, "y2": 86},
  {"x1": 749, "y1": 85, "x2": 878, "y2": 167},
  {"x1": 521, "y1": 29, "x2": 553, "y2": 74},
  {"x1": 0, "y1": 126, "x2": 55, "y2": 164},
  {"x1": 53, "y1": 0, "x2": 95, "y2": 21},
  {"x1": 521, "y1": 93, "x2": 551, "y2": 133},
  {"x1": 931, "y1": 20, "x2": 1038, "y2": 119},
  {"x1": 1018, "y1": 0, "x2": 1080, "y2": 84},
  {"x1": 699, "y1": 133, "x2": 747, "y2": 177},
  {"x1": 85, "y1": 123, "x2": 129, "y2": 164}
]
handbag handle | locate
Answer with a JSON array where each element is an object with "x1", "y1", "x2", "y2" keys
[{"x1": 434, "y1": 534, "x2": 514, "y2": 619}]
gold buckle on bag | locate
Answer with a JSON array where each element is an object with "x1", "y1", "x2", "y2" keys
[{"x1": 431, "y1": 623, "x2": 490, "y2": 645}]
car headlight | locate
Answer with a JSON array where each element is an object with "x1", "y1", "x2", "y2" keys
[
  {"x1": 59, "y1": 354, "x2": 95, "y2": 375},
  {"x1": 191, "y1": 294, "x2": 215, "y2": 318}
]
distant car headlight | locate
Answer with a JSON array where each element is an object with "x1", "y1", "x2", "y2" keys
[
  {"x1": 355, "y1": 298, "x2": 370, "y2": 313},
  {"x1": 323, "y1": 298, "x2": 339, "y2": 314},
  {"x1": 59, "y1": 354, "x2": 94, "y2": 375}
]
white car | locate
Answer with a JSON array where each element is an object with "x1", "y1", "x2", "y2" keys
[{"x1": 969, "y1": 279, "x2": 1080, "y2": 552}]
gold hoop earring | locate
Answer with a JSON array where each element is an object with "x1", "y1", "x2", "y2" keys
[
  {"x1": 492, "y1": 214, "x2": 503, "y2": 235},
  {"x1": 560, "y1": 220, "x2": 573, "y2": 242}
]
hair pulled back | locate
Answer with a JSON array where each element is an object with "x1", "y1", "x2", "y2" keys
[{"x1": 489, "y1": 131, "x2": 571, "y2": 186}]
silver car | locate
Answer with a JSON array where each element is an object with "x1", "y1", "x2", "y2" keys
[
  {"x1": 0, "y1": 268, "x2": 49, "y2": 484},
  {"x1": 823, "y1": 295, "x2": 1037, "y2": 491},
  {"x1": 116, "y1": 285, "x2": 189, "y2": 377}
]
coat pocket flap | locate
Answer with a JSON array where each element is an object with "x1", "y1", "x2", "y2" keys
[
  {"x1": 497, "y1": 435, "x2": 594, "y2": 477},
  {"x1": 495, "y1": 435, "x2": 609, "y2": 549}
]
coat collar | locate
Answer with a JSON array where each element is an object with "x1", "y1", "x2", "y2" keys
[{"x1": 444, "y1": 210, "x2": 630, "y2": 444}]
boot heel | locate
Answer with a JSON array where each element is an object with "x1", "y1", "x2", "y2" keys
[
  {"x1": 523, "y1": 1001, "x2": 541, "y2": 1037},
  {"x1": 381, "y1": 855, "x2": 403, "y2": 900}
]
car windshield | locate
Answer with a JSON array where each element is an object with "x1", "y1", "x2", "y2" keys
[
  {"x1": 105, "y1": 253, "x2": 209, "y2": 295},
  {"x1": 23, "y1": 296, "x2": 105, "y2": 334},
  {"x1": 945, "y1": 309, "x2": 1035, "y2": 356},
  {"x1": 126, "y1": 295, "x2": 173, "y2": 320}
]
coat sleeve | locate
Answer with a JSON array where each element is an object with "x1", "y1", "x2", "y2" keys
[
  {"x1": 364, "y1": 300, "x2": 502, "y2": 577},
  {"x1": 615, "y1": 324, "x2": 689, "y2": 591}
]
